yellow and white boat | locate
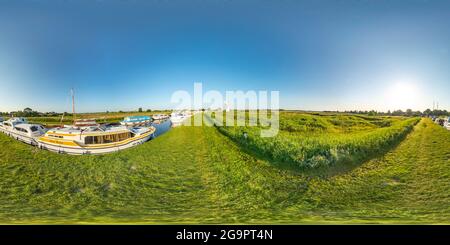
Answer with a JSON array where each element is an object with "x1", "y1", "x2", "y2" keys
[{"x1": 37, "y1": 124, "x2": 155, "y2": 155}]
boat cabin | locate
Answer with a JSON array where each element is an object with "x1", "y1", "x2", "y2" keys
[
  {"x1": 42, "y1": 125, "x2": 151, "y2": 146},
  {"x1": 1, "y1": 117, "x2": 28, "y2": 129},
  {"x1": 152, "y1": 114, "x2": 169, "y2": 120},
  {"x1": 13, "y1": 124, "x2": 47, "y2": 138}
]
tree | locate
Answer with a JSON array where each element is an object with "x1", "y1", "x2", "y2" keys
[
  {"x1": 392, "y1": 110, "x2": 403, "y2": 116},
  {"x1": 406, "y1": 109, "x2": 413, "y2": 116},
  {"x1": 138, "y1": 107, "x2": 143, "y2": 112},
  {"x1": 23, "y1": 107, "x2": 33, "y2": 113},
  {"x1": 146, "y1": 109, "x2": 152, "y2": 112}
]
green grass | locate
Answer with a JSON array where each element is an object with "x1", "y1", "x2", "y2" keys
[
  {"x1": 0, "y1": 114, "x2": 448, "y2": 224},
  {"x1": 213, "y1": 112, "x2": 420, "y2": 169}
]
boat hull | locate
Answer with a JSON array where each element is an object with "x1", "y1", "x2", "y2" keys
[
  {"x1": 38, "y1": 132, "x2": 153, "y2": 155},
  {"x1": 170, "y1": 116, "x2": 192, "y2": 127},
  {"x1": 1, "y1": 129, "x2": 40, "y2": 146}
]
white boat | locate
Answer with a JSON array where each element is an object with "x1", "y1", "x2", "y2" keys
[
  {"x1": 0, "y1": 117, "x2": 28, "y2": 134},
  {"x1": 38, "y1": 124, "x2": 156, "y2": 155},
  {"x1": 120, "y1": 116, "x2": 152, "y2": 126},
  {"x1": 435, "y1": 118, "x2": 445, "y2": 126},
  {"x1": 170, "y1": 111, "x2": 192, "y2": 126},
  {"x1": 0, "y1": 118, "x2": 47, "y2": 145},
  {"x1": 9, "y1": 123, "x2": 47, "y2": 146},
  {"x1": 445, "y1": 117, "x2": 450, "y2": 130},
  {"x1": 152, "y1": 114, "x2": 170, "y2": 120}
]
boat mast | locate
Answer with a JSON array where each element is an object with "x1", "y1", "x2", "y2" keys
[{"x1": 71, "y1": 88, "x2": 76, "y2": 123}]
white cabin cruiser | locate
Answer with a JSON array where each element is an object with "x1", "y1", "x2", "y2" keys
[
  {"x1": 37, "y1": 124, "x2": 156, "y2": 155},
  {"x1": 445, "y1": 117, "x2": 450, "y2": 130},
  {"x1": 0, "y1": 117, "x2": 47, "y2": 145},
  {"x1": 10, "y1": 124, "x2": 47, "y2": 146},
  {"x1": 170, "y1": 111, "x2": 192, "y2": 126},
  {"x1": 0, "y1": 117, "x2": 28, "y2": 134},
  {"x1": 152, "y1": 114, "x2": 170, "y2": 120},
  {"x1": 435, "y1": 118, "x2": 445, "y2": 126}
]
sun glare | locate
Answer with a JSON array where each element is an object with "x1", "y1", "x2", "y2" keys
[{"x1": 384, "y1": 81, "x2": 419, "y2": 111}]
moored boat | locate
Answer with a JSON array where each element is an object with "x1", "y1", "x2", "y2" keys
[
  {"x1": 37, "y1": 124, "x2": 156, "y2": 155},
  {"x1": 0, "y1": 117, "x2": 28, "y2": 134},
  {"x1": 0, "y1": 117, "x2": 47, "y2": 145},
  {"x1": 152, "y1": 114, "x2": 170, "y2": 120},
  {"x1": 9, "y1": 123, "x2": 47, "y2": 146},
  {"x1": 170, "y1": 111, "x2": 192, "y2": 126},
  {"x1": 120, "y1": 115, "x2": 152, "y2": 126},
  {"x1": 435, "y1": 118, "x2": 445, "y2": 126}
]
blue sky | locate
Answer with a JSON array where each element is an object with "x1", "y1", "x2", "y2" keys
[{"x1": 0, "y1": 0, "x2": 449, "y2": 112}]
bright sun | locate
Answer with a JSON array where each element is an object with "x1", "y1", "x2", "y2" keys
[{"x1": 384, "y1": 82, "x2": 419, "y2": 110}]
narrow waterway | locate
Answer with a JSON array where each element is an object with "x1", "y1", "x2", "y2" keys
[{"x1": 150, "y1": 119, "x2": 172, "y2": 138}]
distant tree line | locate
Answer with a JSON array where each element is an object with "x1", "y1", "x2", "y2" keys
[
  {"x1": 343, "y1": 109, "x2": 449, "y2": 117},
  {"x1": 1, "y1": 107, "x2": 448, "y2": 118},
  {"x1": 0, "y1": 107, "x2": 166, "y2": 117},
  {"x1": 0, "y1": 108, "x2": 66, "y2": 117}
]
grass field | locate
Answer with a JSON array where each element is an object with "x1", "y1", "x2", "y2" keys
[
  {"x1": 212, "y1": 112, "x2": 420, "y2": 169},
  {"x1": 0, "y1": 113, "x2": 449, "y2": 224}
]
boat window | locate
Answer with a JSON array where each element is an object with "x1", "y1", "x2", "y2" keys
[
  {"x1": 85, "y1": 132, "x2": 132, "y2": 145},
  {"x1": 48, "y1": 134, "x2": 63, "y2": 139},
  {"x1": 30, "y1": 126, "x2": 38, "y2": 132},
  {"x1": 85, "y1": 136, "x2": 94, "y2": 144},
  {"x1": 93, "y1": 136, "x2": 102, "y2": 144},
  {"x1": 103, "y1": 134, "x2": 114, "y2": 143},
  {"x1": 15, "y1": 127, "x2": 28, "y2": 133}
]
